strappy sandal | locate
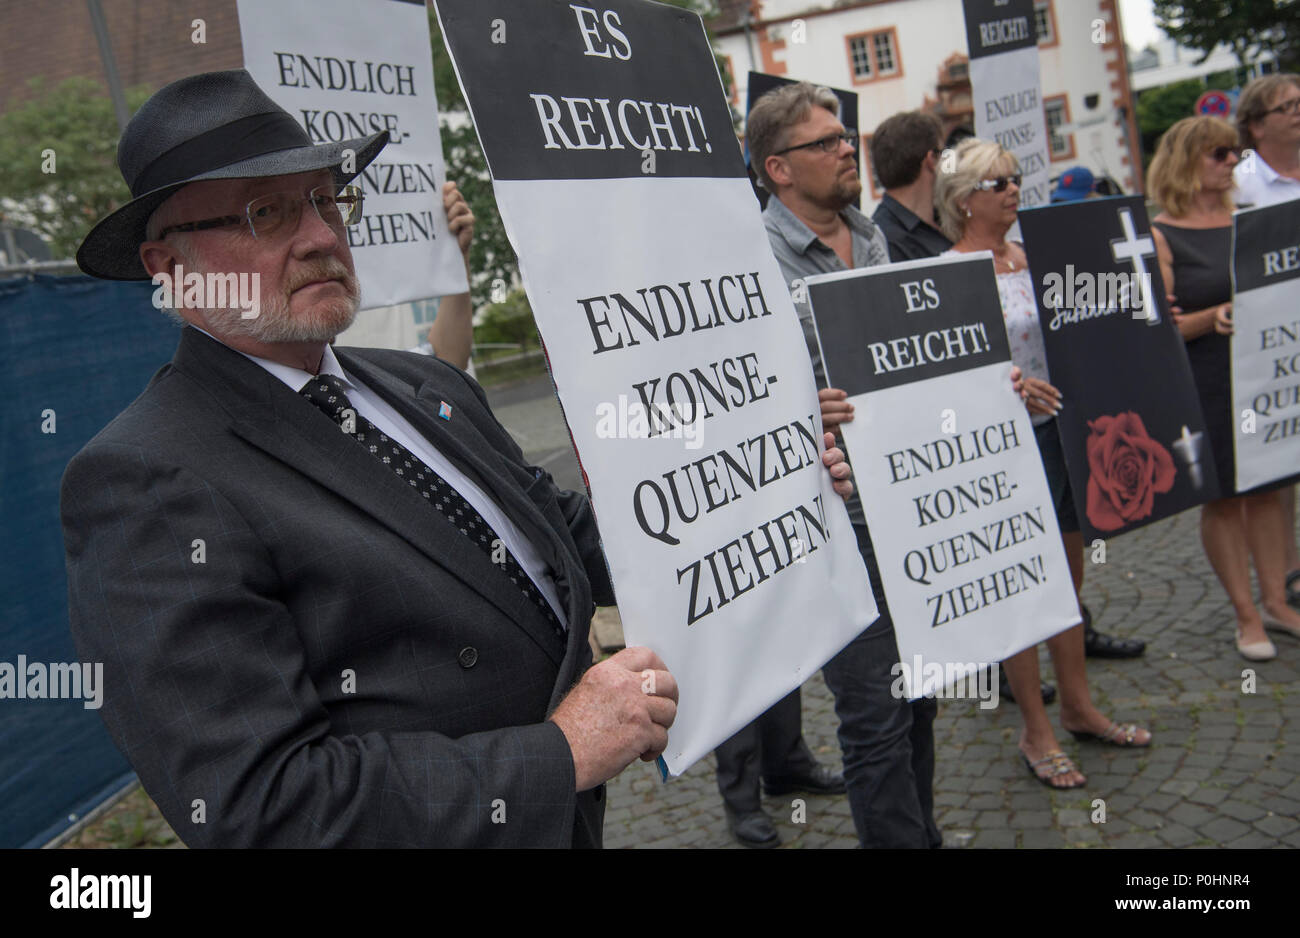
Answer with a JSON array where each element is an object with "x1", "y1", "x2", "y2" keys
[
  {"x1": 1068, "y1": 721, "x2": 1151, "y2": 747},
  {"x1": 1022, "y1": 749, "x2": 1085, "y2": 788}
]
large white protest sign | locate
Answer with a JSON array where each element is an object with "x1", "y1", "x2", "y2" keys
[
  {"x1": 963, "y1": 0, "x2": 1051, "y2": 210},
  {"x1": 238, "y1": 0, "x2": 467, "y2": 309},
  {"x1": 1232, "y1": 201, "x2": 1300, "y2": 491},
  {"x1": 807, "y1": 254, "x2": 1078, "y2": 698},
  {"x1": 436, "y1": 0, "x2": 877, "y2": 773}
]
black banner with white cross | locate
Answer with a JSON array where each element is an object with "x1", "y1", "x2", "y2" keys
[{"x1": 1020, "y1": 197, "x2": 1218, "y2": 543}]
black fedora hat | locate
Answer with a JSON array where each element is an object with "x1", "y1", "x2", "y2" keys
[{"x1": 77, "y1": 69, "x2": 388, "y2": 281}]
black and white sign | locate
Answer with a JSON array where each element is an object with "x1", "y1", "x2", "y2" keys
[
  {"x1": 963, "y1": 0, "x2": 1051, "y2": 208},
  {"x1": 238, "y1": 0, "x2": 467, "y2": 308},
  {"x1": 436, "y1": 0, "x2": 877, "y2": 773},
  {"x1": 1232, "y1": 200, "x2": 1300, "y2": 491},
  {"x1": 807, "y1": 254, "x2": 1077, "y2": 698},
  {"x1": 1020, "y1": 198, "x2": 1218, "y2": 542}
]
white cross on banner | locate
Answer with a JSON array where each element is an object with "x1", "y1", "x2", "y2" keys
[
  {"x1": 1110, "y1": 208, "x2": 1160, "y2": 325},
  {"x1": 1018, "y1": 197, "x2": 1220, "y2": 542}
]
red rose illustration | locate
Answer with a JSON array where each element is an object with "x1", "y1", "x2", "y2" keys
[{"x1": 1084, "y1": 412, "x2": 1176, "y2": 532}]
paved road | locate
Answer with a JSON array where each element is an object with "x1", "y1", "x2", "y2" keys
[{"x1": 486, "y1": 374, "x2": 1300, "y2": 849}]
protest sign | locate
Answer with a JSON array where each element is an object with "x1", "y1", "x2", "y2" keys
[
  {"x1": 806, "y1": 254, "x2": 1078, "y2": 699},
  {"x1": 238, "y1": 0, "x2": 467, "y2": 309},
  {"x1": 435, "y1": 0, "x2": 878, "y2": 773},
  {"x1": 962, "y1": 0, "x2": 1051, "y2": 209},
  {"x1": 1020, "y1": 198, "x2": 1218, "y2": 542},
  {"x1": 1232, "y1": 201, "x2": 1300, "y2": 491}
]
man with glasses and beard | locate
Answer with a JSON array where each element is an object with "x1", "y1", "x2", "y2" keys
[
  {"x1": 726, "y1": 82, "x2": 939, "y2": 849},
  {"x1": 61, "y1": 70, "x2": 688, "y2": 848}
]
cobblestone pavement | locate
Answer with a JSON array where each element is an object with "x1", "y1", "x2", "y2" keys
[{"x1": 489, "y1": 378, "x2": 1300, "y2": 850}]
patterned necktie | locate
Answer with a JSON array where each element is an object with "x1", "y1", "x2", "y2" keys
[{"x1": 300, "y1": 374, "x2": 565, "y2": 643}]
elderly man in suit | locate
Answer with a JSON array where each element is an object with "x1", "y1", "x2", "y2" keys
[
  {"x1": 61, "y1": 70, "x2": 686, "y2": 848},
  {"x1": 65, "y1": 70, "x2": 855, "y2": 848}
]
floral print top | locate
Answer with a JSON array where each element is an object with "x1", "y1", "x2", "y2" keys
[{"x1": 943, "y1": 249, "x2": 1052, "y2": 426}]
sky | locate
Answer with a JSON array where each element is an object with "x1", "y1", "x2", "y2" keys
[{"x1": 1117, "y1": 0, "x2": 1162, "y2": 50}]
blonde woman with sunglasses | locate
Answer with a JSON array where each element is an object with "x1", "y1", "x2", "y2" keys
[
  {"x1": 935, "y1": 138, "x2": 1152, "y2": 790},
  {"x1": 1149, "y1": 116, "x2": 1300, "y2": 662}
]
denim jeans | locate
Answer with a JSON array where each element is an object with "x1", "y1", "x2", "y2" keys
[{"x1": 820, "y1": 523, "x2": 940, "y2": 848}]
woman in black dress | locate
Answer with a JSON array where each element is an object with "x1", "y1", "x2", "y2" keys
[{"x1": 1150, "y1": 116, "x2": 1300, "y2": 661}]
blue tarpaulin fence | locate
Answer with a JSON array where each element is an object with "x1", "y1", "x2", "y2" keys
[{"x1": 1, "y1": 273, "x2": 182, "y2": 847}]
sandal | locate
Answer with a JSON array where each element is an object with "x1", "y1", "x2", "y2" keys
[
  {"x1": 1068, "y1": 721, "x2": 1151, "y2": 747},
  {"x1": 1022, "y1": 749, "x2": 1085, "y2": 789}
]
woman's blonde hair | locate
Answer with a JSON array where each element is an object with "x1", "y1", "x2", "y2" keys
[
  {"x1": 934, "y1": 138, "x2": 1019, "y2": 242},
  {"x1": 1146, "y1": 116, "x2": 1238, "y2": 218}
]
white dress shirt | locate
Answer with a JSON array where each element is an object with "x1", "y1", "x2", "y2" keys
[
  {"x1": 1235, "y1": 152, "x2": 1300, "y2": 207},
  {"x1": 203, "y1": 330, "x2": 568, "y2": 627}
]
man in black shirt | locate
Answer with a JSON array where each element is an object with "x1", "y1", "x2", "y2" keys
[{"x1": 869, "y1": 111, "x2": 953, "y2": 263}]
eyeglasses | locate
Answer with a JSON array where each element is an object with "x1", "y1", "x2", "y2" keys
[
  {"x1": 774, "y1": 132, "x2": 858, "y2": 156},
  {"x1": 1264, "y1": 97, "x2": 1300, "y2": 117},
  {"x1": 972, "y1": 174, "x2": 1022, "y2": 193},
  {"x1": 158, "y1": 184, "x2": 364, "y2": 240},
  {"x1": 1208, "y1": 145, "x2": 1242, "y2": 162}
]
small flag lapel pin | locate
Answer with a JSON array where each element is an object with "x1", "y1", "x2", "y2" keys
[{"x1": 438, "y1": 401, "x2": 453, "y2": 421}]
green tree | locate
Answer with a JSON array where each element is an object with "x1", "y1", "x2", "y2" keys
[
  {"x1": 1136, "y1": 68, "x2": 1249, "y2": 164},
  {"x1": 474, "y1": 288, "x2": 538, "y2": 351},
  {"x1": 1136, "y1": 79, "x2": 1207, "y2": 169},
  {"x1": 1154, "y1": 0, "x2": 1300, "y2": 72},
  {"x1": 427, "y1": 9, "x2": 517, "y2": 313},
  {"x1": 0, "y1": 77, "x2": 152, "y2": 260}
]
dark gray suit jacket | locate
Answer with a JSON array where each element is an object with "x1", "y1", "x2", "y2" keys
[{"x1": 61, "y1": 326, "x2": 613, "y2": 847}]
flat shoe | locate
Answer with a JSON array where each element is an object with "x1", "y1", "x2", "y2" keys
[
  {"x1": 1084, "y1": 625, "x2": 1146, "y2": 659},
  {"x1": 1261, "y1": 609, "x2": 1300, "y2": 641},
  {"x1": 1237, "y1": 632, "x2": 1277, "y2": 661},
  {"x1": 1068, "y1": 721, "x2": 1151, "y2": 747},
  {"x1": 1021, "y1": 749, "x2": 1085, "y2": 789},
  {"x1": 726, "y1": 809, "x2": 780, "y2": 848}
]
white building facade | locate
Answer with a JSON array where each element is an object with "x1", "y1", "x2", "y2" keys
[{"x1": 711, "y1": 0, "x2": 1143, "y2": 210}]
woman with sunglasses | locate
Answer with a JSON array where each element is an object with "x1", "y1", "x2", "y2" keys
[
  {"x1": 1149, "y1": 116, "x2": 1300, "y2": 661},
  {"x1": 934, "y1": 138, "x2": 1152, "y2": 789}
]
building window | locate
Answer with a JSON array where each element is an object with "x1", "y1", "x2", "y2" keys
[
  {"x1": 1034, "y1": 1, "x2": 1058, "y2": 48},
  {"x1": 873, "y1": 33, "x2": 897, "y2": 75},
  {"x1": 848, "y1": 35, "x2": 873, "y2": 80},
  {"x1": 845, "y1": 29, "x2": 903, "y2": 85},
  {"x1": 1044, "y1": 95, "x2": 1075, "y2": 160}
]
